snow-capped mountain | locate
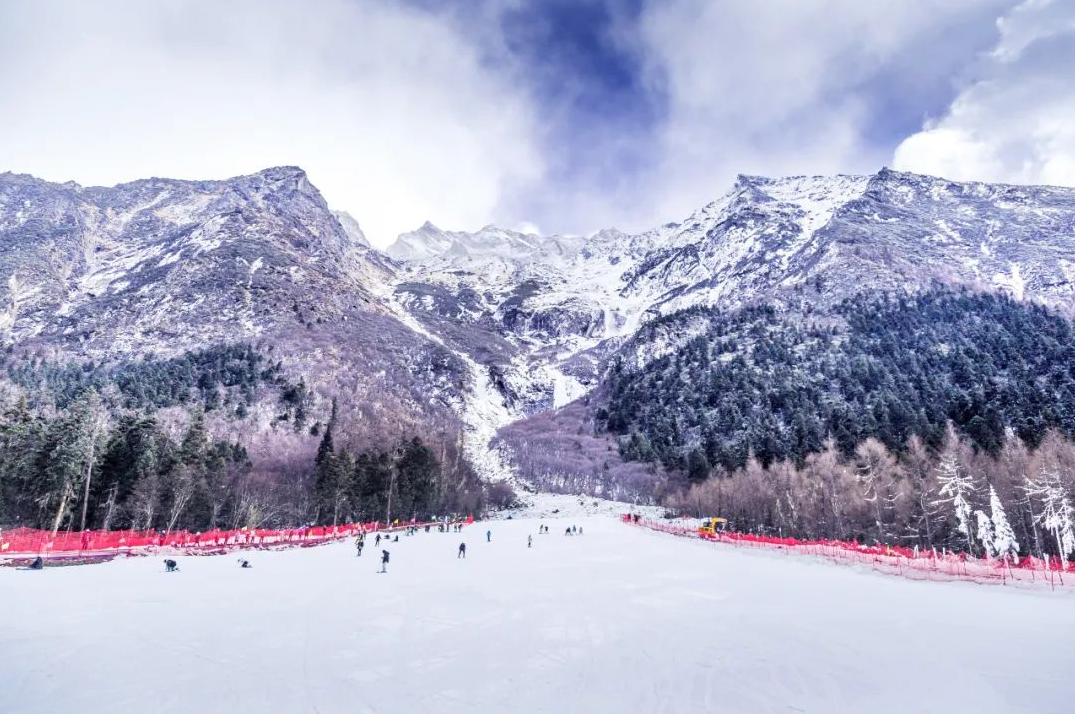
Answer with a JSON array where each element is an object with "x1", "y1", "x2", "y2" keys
[
  {"x1": 387, "y1": 169, "x2": 1075, "y2": 447},
  {"x1": 392, "y1": 169, "x2": 1075, "y2": 348},
  {"x1": 0, "y1": 167, "x2": 470, "y2": 478},
  {"x1": 0, "y1": 166, "x2": 395, "y2": 350},
  {"x1": 4, "y1": 165, "x2": 1075, "y2": 487}
]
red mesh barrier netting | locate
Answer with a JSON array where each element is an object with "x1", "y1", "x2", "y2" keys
[{"x1": 622, "y1": 514, "x2": 1074, "y2": 588}]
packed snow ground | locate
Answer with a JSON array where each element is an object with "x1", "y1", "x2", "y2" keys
[{"x1": 2, "y1": 513, "x2": 1073, "y2": 714}]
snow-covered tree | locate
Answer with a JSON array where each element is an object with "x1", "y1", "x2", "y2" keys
[
  {"x1": 989, "y1": 486, "x2": 1019, "y2": 564},
  {"x1": 975, "y1": 510, "x2": 995, "y2": 558},
  {"x1": 935, "y1": 453, "x2": 977, "y2": 553},
  {"x1": 1027, "y1": 468, "x2": 1075, "y2": 560}
]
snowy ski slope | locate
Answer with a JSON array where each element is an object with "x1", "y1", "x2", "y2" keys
[{"x1": 1, "y1": 511, "x2": 1073, "y2": 714}]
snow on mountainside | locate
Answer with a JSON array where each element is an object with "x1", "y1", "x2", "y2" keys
[
  {"x1": 388, "y1": 169, "x2": 1075, "y2": 486},
  {"x1": 0, "y1": 167, "x2": 471, "y2": 478},
  {"x1": 0, "y1": 166, "x2": 393, "y2": 351},
  {"x1": 4, "y1": 165, "x2": 1075, "y2": 488}
]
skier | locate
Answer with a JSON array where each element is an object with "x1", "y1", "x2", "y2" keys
[
  {"x1": 237, "y1": 558, "x2": 252, "y2": 568},
  {"x1": 380, "y1": 550, "x2": 390, "y2": 573},
  {"x1": 164, "y1": 559, "x2": 179, "y2": 572},
  {"x1": 578, "y1": 527, "x2": 584, "y2": 536},
  {"x1": 486, "y1": 530, "x2": 491, "y2": 543},
  {"x1": 458, "y1": 542, "x2": 466, "y2": 559},
  {"x1": 356, "y1": 540, "x2": 364, "y2": 557},
  {"x1": 528, "y1": 535, "x2": 532, "y2": 548},
  {"x1": 375, "y1": 533, "x2": 382, "y2": 547},
  {"x1": 30, "y1": 556, "x2": 44, "y2": 570}
]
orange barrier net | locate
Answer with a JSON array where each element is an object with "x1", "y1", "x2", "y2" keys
[
  {"x1": 1, "y1": 516, "x2": 475, "y2": 561},
  {"x1": 622, "y1": 514, "x2": 1074, "y2": 589}
]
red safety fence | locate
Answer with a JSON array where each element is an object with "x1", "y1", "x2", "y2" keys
[
  {"x1": 1, "y1": 516, "x2": 475, "y2": 562},
  {"x1": 622, "y1": 514, "x2": 1075, "y2": 589}
]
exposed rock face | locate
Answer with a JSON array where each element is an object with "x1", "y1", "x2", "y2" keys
[
  {"x1": 388, "y1": 169, "x2": 1075, "y2": 451},
  {"x1": 0, "y1": 167, "x2": 468, "y2": 477},
  {"x1": 5, "y1": 165, "x2": 1075, "y2": 488}
]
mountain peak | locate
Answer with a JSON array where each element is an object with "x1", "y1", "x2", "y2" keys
[
  {"x1": 385, "y1": 221, "x2": 454, "y2": 261},
  {"x1": 332, "y1": 210, "x2": 371, "y2": 248}
]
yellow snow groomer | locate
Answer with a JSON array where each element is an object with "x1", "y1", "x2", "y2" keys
[{"x1": 698, "y1": 517, "x2": 727, "y2": 538}]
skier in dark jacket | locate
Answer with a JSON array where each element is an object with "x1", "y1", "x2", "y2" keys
[
  {"x1": 486, "y1": 530, "x2": 491, "y2": 542},
  {"x1": 375, "y1": 533, "x2": 382, "y2": 547},
  {"x1": 458, "y1": 542, "x2": 466, "y2": 558},
  {"x1": 380, "y1": 550, "x2": 390, "y2": 573},
  {"x1": 30, "y1": 556, "x2": 44, "y2": 570},
  {"x1": 164, "y1": 558, "x2": 179, "y2": 572}
]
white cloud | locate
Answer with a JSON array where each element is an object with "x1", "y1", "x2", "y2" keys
[
  {"x1": 894, "y1": 0, "x2": 1075, "y2": 187},
  {"x1": 631, "y1": 0, "x2": 1014, "y2": 227},
  {"x1": 0, "y1": 0, "x2": 542, "y2": 246},
  {"x1": 0, "y1": 0, "x2": 1046, "y2": 244}
]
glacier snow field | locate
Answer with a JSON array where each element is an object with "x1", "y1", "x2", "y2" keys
[{"x1": 2, "y1": 514, "x2": 1072, "y2": 714}]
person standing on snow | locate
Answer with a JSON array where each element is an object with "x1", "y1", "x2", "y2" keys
[
  {"x1": 458, "y1": 542, "x2": 466, "y2": 559},
  {"x1": 528, "y1": 535, "x2": 532, "y2": 548},
  {"x1": 380, "y1": 550, "x2": 390, "y2": 573},
  {"x1": 486, "y1": 530, "x2": 491, "y2": 543}
]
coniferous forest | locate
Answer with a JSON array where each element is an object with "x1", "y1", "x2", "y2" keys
[
  {"x1": 604, "y1": 290, "x2": 1075, "y2": 469},
  {"x1": 4, "y1": 289, "x2": 1075, "y2": 562},
  {"x1": 0, "y1": 345, "x2": 488, "y2": 532},
  {"x1": 598, "y1": 289, "x2": 1075, "y2": 557}
]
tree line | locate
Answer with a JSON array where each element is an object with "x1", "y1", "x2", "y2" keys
[
  {"x1": 665, "y1": 429, "x2": 1075, "y2": 561},
  {"x1": 602, "y1": 289, "x2": 1075, "y2": 473},
  {"x1": 595, "y1": 289, "x2": 1075, "y2": 560},
  {"x1": 3, "y1": 343, "x2": 309, "y2": 425},
  {"x1": 309, "y1": 401, "x2": 491, "y2": 526},
  {"x1": 0, "y1": 392, "x2": 254, "y2": 532},
  {"x1": 0, "y1": 347, "x2": 488, "y2": 533}
]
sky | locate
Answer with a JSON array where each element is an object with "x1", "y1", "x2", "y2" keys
[{"x1": 1, "y1": 0, "x2": 1072, "y2": 247}]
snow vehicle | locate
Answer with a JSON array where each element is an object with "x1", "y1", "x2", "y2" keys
[{"x1": 698, "y1": 518, "x2": 727, "y2": 539}]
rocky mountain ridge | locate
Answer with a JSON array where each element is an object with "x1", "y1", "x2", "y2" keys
[{"x1": 4, "y1": 165, "x2": 1075, "y2": 488}]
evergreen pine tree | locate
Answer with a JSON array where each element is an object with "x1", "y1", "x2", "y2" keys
[
  {"x1": 989, "y1": 485, "x2": 1020, "y2": 564},
  {"x1": 315, "y1": 398, "x2": 337, "y2": 466}
]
